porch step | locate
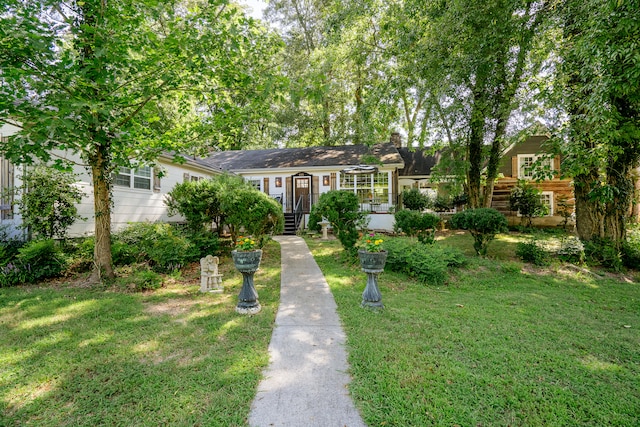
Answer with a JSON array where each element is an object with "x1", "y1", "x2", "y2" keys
[{"x1": 283, "y1": 213, "x2": 297, "y2": 235}]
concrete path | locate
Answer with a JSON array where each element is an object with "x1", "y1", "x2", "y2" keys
[{"x1": 248, "y1": 236, "x2": 366, "y2": 427}]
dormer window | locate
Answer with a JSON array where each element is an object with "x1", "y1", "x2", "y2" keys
[{"x1": 517, "y1": 154, "x2": 553, "y2": 180}]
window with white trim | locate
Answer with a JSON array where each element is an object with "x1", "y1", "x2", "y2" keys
[
  {"x1": 340, "y1": 172, "x2": 390, "y2": 203},
  {"x1": 113, "y1": 166, "x2": 152, "y2": 190},
  {"x1": 540, "y1": 191, "x2": 553, "y2": 216},
  {"x1": 518, "y1": 154, "x2": 554, "y2": 180},
  {"x1": 248, "y1": 179, "x2": 261, "y2": 190}
]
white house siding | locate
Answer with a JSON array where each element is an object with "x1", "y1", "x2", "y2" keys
[{"x1": 65, "y1": 156, "x2": 218, "y2": 237}]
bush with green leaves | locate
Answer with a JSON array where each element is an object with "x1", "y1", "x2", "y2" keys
[
  {"x1": 449, "y1": 208, "x2": 508, "y2": 256},
  {"x1": 509, "y1": 180, "x2": 549, "y2": 227},
  {"x1": 516, "y1": 240, "x2": 551, "y2": 266},
  {"x1": 394, "y1": 210, "x2": 441, "y2": 244},
  {"x1": 221, "y1": 187, "x2": 284, "y2": 246},
  {"x1": 433, "y1": 195, "x2": 454, "y2": 212},
  {"x1": 311, "y1": 190, "x2": 368, "y2": 255},
  {"x1": 131, "y1": 269, "x2": 163, "y2": 291},
  {"x1": 622, "y1": 225, "x2": 640, "y2": 269},
  {"x1": 165, "y1": 178, "x2": 223, "y2": 231},
  {"x1": 557, "y1": 236, "x2": 585, "y2": 264},
  {"x1": 384, "y1": 238, "x2": 466, "y2": 285},
  {"x1": 15, "y1": 165, "x2": 84, "y2": 240},
  {"x1": 112, "y1": 223, "x2": 199, "y2": 272},
  {"x1": 0, "y1": 239, "x2": 67, "y2": 286},
  {"x1": 583, "y1": 237, "x2": 623, "y2": 272},
  {"x1": 401, "y1": 188, "x2": 431, "y2": 211}
]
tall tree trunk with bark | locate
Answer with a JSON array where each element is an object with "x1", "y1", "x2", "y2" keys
[{"x1": 90, "y1": 145, "x2": 115, "y2": 280}]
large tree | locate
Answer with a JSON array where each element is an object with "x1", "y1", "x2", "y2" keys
[
  {"x1": 0, "y1": 0, "x2": 277, "y2": 280},
  {"x1": 559, "y1": 0, "x2": 640, "y2": 247},
  {"x1": 401, "y1": 0, "x2": 553, "y2": 208}
]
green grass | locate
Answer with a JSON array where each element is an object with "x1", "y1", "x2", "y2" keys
[
  {"x1": 0, "y1": 240, "x2": 280, "y2": 427},
  {"x1": 308, "y1": 233, "x2": 640, "y2": 426}
]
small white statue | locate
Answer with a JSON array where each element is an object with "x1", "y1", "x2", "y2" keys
[{"x1": 200, "y1": 255, "x2": 223, "y2": 293}]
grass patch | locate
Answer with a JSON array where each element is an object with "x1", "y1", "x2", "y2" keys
[
  {"x1": 0, "y1": 240, "x2": 280, "y2": 426},
  {"x1": 308, "y1": 236, "x2": 640, "y2": 426}
]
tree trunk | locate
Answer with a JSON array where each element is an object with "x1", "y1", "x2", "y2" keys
[
  {"x1": 573, "y1": 171, "x2": 602, "y2": 242},
  {"x1": 602, "y1": 157, "x2": 633, "y2": 247},
  {"x1": 90, "y1": 148, "x2": 115, "y2": 281}
]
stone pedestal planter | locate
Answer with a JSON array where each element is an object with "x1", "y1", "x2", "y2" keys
[
  {"x1": 231, "y1": 249, "x2": 262, "y2": 314},
  {"x1": 358, "y1": 249, "x2": 387, "y2": 309}
]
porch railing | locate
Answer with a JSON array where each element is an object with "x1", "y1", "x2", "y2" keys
[
  {"x1": 293, "y1": 195, "x2": 304, "y2": 231},
  {"x1": 281, "y1": 192, "x2": 399, "y2": 213}
]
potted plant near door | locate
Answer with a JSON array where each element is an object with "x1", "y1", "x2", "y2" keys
[
  {"x1": 358, "y1": 233, "x2": 387, "y2": 309},
  {"x1": 232, "y1": 236, "x2": 262, "y2": 314}
]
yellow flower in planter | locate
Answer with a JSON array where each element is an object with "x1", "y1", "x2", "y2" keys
[
  {"x1": 360, "y1": 232, "x2": 385, "y2": 252},
  {"x1": 236, "y1": 236, "x2": 257, "y2": 251}
]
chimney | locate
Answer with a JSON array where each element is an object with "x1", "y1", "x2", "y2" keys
[{"x1": 390, "y1": 132, "x2": 402, "y2": 148}]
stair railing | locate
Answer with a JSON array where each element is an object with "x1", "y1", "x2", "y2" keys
[{"x1": 293, "y1": 195, "x2": 304, "y2": 232}]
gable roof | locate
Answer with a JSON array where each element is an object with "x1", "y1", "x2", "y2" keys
[
  {"x1": 199, "y1": 143, "x2": 404, "y2": 172},
  {"x1": 397, "y1": 147, "x2": 439, "y2": 177}
]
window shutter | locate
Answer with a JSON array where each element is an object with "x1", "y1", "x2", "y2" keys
[
  {"x1": 263, "y1": 177, "x2": 269, "y2": 194},
  {"x1": 153, "y1": 168, "x2": 161, "y2": 193},
  {"x1": 511, "y1": 156, "x2": 517, "y2": 178},
  {"x1": 330, "y1": 173, "x2": 336, "y2": 190}
]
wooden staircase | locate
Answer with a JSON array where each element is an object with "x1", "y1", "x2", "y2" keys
[{"x1": 283, "y1": 213, "x2": 297, "y2": 235}]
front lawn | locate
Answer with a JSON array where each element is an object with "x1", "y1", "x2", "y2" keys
[
  {"x1": 308, "y1": 233, "x2": 640, "y2": 426},
  {"x1": 0, "y1": 240, "x2": 281, "y2": 427}
]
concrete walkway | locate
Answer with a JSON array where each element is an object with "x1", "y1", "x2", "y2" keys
[{"x1": 248, "y1": 236, "x2": 366, "y2": 427}]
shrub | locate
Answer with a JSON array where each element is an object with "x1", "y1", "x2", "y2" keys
[
  {"x1": 312, "y1": 190, "x2": 368, "y2": 255},
  {"x1": 516, "y1": 240, "x2": 551, "y2": 266},
  {"x1": 0, "y1": 240, "x2": 68, "y2": 286},
  {"x1": 509, "y1": 181, "x2": 548, "y2": 227},
  {"x1": 165, "y1": 178, "x2": 224, "y2": 231},
  {"x1": 433, "y1": 195, "x2": 453, "y2": 212},
  {"x1": 15, "y1": 165, "x2": 85, "y2": 239},
  {"x1": 113, "y1": 223, "x2": 199, "y2": 272},
  {"x1": 385, "y1": 238, "x2": 466, "y2": 285},
  {"x1": 583, "y1": 238, "x2": 623, "y2": 272},
  {"x1": 179, "y1": 228, "x2": 220, "y2": 258},
  {"x1": 557, "y1": 236, "x2": 585, "y2": 264},
  {"x1": 131, "y1": 269, "x2": 163, "y2": 291},
  {"x1": 401, "y1": 188, "x2": 431, "y2": 211},
  {"x1": 449, "y1": 208, "x2": 508, "y2": 256},
  {"x1": 622, "y1": 226, "x2": 640, "y2": 269},
  {"x1": 221, "y1": 187, "x2": 284, "y2": 246},
  {"x1": 394, "y1": 210, "x2": 441, "y2": 244}
]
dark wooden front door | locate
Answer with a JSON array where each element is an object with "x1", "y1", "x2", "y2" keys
[{"x1": 294, "y1": 177, "x2": 311, "y2": 213}]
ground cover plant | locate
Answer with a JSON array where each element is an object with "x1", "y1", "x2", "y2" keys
[
  {"x1": 307, "y1": 234, "x2": 640, "y2": 426},
  {"x1": 0, "y1": 240, "x2": 281, "y2": 426}
]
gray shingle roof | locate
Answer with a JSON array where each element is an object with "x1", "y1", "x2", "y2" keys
[
  {"x1": 397, "y1": 148, "x2": 439, "y2": 176},
  {"x1": 199, "y1": 143, "x2": 404, "y2": 171}
]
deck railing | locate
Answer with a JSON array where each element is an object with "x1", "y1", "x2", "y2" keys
[{"x1": 279, "y1": 192, "x2": 398, "y2": 213}]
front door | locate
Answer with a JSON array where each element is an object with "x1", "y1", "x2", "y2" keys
[{"x1": 294, "y1": 177, "x2": 311, "y2": 213}]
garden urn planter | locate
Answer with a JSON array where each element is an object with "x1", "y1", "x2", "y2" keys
[
  {"x1": 358, "y1": 249, "x2": 387, "y2": 309},
  {"x1": 231, "y1": 249, "x2": 262, "y2": 314}
]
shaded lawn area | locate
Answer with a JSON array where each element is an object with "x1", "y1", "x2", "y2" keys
[
  {"x1": 307, "y1": 234, "x2": 640, "y2": 426},
  {"x1": 0, "y1": 240, "x2": 281, "y2": 427}
]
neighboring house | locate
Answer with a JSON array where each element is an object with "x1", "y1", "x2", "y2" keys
[
  {"x1": 492, "y1": 135, "x2": 574, "y2": 227},
  {"x1": 200, "y1": 142, "x2": 405, "y2": 231},
  {"x1": 0, "y1": 122, "x2": 222, "y2": 238},
  {"x1": 397, "y1": 148, "x2": 441, "y2": 198}
]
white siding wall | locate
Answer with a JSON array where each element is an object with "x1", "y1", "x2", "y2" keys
[{"x1": 66, "y1": 157, "x2": 216, "y2": 237}]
